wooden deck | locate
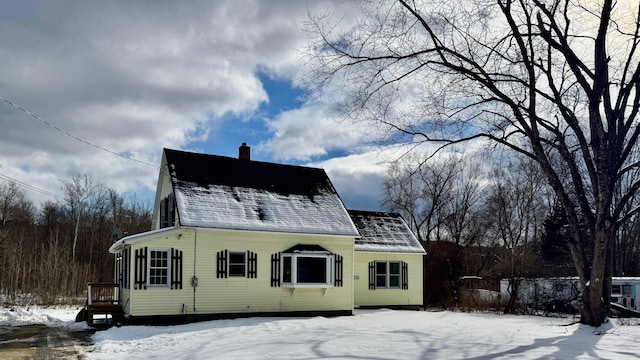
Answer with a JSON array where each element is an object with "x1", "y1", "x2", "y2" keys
[{"x1": 86, "y1": 283, "x2": 123, "y2": 327}]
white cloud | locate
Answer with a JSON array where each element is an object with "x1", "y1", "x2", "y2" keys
[
  {"x1": 309, "y1": 151, "x2": 389, "y2": 211},
  {"x1": 0, "y1": 0, "x2": 357, "y2": 205},
  {"x1": 261, "y1": 100, "x2": 367, "y2": 161}
]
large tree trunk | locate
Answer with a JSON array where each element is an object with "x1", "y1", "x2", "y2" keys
[{"x1": 574, "y1": 220, "x2": 614, "y2": 325}]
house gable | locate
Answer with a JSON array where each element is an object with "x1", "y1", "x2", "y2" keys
[{"x1": 152, "y1": 151, "x2": 177, "y2": 230}]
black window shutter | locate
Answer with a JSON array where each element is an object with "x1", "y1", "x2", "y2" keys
[
  {"x1": 168, "y1": 194, "x2": 175, "y2": 226},
  {"x1": 217, "y1": 250, "x2": 228, "y2": 278},
  {"x1": 134, "y1": 247, "x2": 147, "y2": 289},
  {"x1": 270, "y1": 252, "x2": 280, "y2": 287},
  {"x1": 334, "y1": 254, "x2": 343, "y2": 287},
  {"x1": 116, "y1": 252, "x2": 122, "y2": 285},
  {"x1": 160, "y1": 198, "x2": 167, "y2": 228},
  {"x1": 368, "y1": 261, "x2": 376, "y2": 290},
  {"x1": 124, "y1": 248, "x2": 130, "y2": 289},
  {"x1": 171, "y1": 248, "x2": 183, "y2": 289},
  {"x1": 401, "y1": 261, "x2": 408, "y2": 290},
  {"x1": 247, "y1": 251, "x2": 258, "y2": 278}
]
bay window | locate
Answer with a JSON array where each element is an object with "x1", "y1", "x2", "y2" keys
[{"x1": 281, "y1": 253, "x2": 334, "y2": 288}]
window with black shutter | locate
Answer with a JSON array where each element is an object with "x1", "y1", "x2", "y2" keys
[
  {"x1": 229, "y1": 251, "x2": 246, "y2": 276},
  {"x1": 148, "y1": 249, "x2": 170, "y2": 286},
  {"x1": 369, "y1": 260, "x2": 408, "y2": 290},
  {"x1": 217, "y1": 249, "x2": 258, "y2": 279},
  {"x1": 133, "y1": 247, "x2": 182, "y2": 290}
]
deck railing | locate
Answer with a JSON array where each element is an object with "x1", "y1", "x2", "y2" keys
[
  {"x1": 86, "y1": 283, "x2": 122, "y2": 327},
  {"x1": 87, "y1": 283, "x2": 120, "y2": 305}
]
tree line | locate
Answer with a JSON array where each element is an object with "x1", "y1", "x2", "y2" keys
[
  {"x1": 383, "y1": 152, "x2": 640, "y2": 311},
  {"x1": 0, "y1": 173, "x2": 151, "y2": 305}
]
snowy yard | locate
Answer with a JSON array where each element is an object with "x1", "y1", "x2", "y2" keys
[{"x1": 2, "y1": 307, "x2": 640, "y2": 359}]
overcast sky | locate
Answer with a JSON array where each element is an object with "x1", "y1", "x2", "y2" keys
[{"x1": 0, "y1": 0, "x2": 396, "y2": 211}]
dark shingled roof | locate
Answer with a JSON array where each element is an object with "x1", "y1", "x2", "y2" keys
[
  {"x1": 349, "y1": 210, "x2": 426, "y2": 253},
  {"x1": 164, "y1": 148, "x2": 333, "y2": 198},
  {"x1": 162, "y1": 148, "x2": 359, "y2": 236}
]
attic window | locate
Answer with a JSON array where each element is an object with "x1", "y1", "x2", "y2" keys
[{"x1": 159, "y1": 194, "x2": 176, "y2": 228}]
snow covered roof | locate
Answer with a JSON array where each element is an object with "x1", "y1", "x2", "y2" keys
[
  {"x1": 349, "y1": 210, "x2": 426, "y2": 253},
  {"x1": 164, "y1": 148, "x2": 359, "y2": 237}
]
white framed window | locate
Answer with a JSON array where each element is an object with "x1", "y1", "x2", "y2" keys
[
  {"x1": 217, "y1": 250, "x2": 258, "y2": 278},
  {"x1": 281, "y1": 253, "x2": 334, "y2": 288},
  {"x1": 228, "y1": 251, "x2": 247, "y2": 277},
  {"x1": 148, "y1": 248, "x2": 171, "y2": 287},
  {"x1": 375, "y1": 261, "x2": 401, "y2": 289}
]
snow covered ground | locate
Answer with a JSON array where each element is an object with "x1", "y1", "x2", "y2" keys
[
  {"x1": 0, "y1": 305, "x2": 86, "y2": 328},
  {"x1": 2, "y1": 306, "x2": 640, "y2": 359}
]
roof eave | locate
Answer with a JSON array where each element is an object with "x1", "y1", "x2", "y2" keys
[{"x1": 108, "y1": 226, "x2": 182, "y2": 253}]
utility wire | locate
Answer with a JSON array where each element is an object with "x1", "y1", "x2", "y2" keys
[
  {"x1": 0, "y1": 95, "x2": 158, "y2": 169},
  {"x1": 0, "y1": 172, "x2": 61, "y2": 200}
]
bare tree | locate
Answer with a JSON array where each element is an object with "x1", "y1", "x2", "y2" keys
[
  {"x1": 63, "y1": 172, "x2": 105, "y2": 260},
  {"x1": 439, "y1": 160, "x2": 483, "y2": 247},
  {"x1": 0, "y1": 174, "x2": 152, "y2": 305},
  {"x1": 383, "y1": 154, "x2": 460, "y2": 242},
  {"x1": 306, "y1": 0, "x2": 640, "y2": 325},
  {"x1": 612, "y1": 157, "x2": 640, "y2": 276},
  {"x1": 484, "y1": 157, "x2": 553, "y2": 312},
  {"x1": 487, "y1": 157, "x2": 551, "y2": 275},
  {"x1": 383, "y1": 153, "x2": 485, "y2": 306},
  {"x1": 0, "y1": 181, "x2": 36, "y2": 301}
]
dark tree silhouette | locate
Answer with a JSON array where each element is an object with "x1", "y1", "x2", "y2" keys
[{"x1": 306, "y1": 0, "x2": 640, "y2": 325}]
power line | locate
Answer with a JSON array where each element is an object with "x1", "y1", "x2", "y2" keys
[
  {"x1": 0, "y1": 172, "x2": 61, "y2": 200},
  {"x1": 0, "y1": 95, "x2": 159, "y2": 169}
]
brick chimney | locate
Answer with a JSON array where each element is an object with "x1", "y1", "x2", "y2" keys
[{"x1": 239, "y1": 142, "x2": 250, "y2": 161}]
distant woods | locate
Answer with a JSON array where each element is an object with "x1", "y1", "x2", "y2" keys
[
  {"x1": 383, "y1": 153, "x2": 640, "y2": 310},
  {"x1": 0, "y1": 173, "x2": 151, "y2": 305}
]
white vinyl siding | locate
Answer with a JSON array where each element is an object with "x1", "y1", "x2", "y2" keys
[
  {"x1": 123, "y1": 228, "x2": 355, "y2": 317},
  {"x1": 354, "y1": 252, "x2": 423, "y2": 308}
]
